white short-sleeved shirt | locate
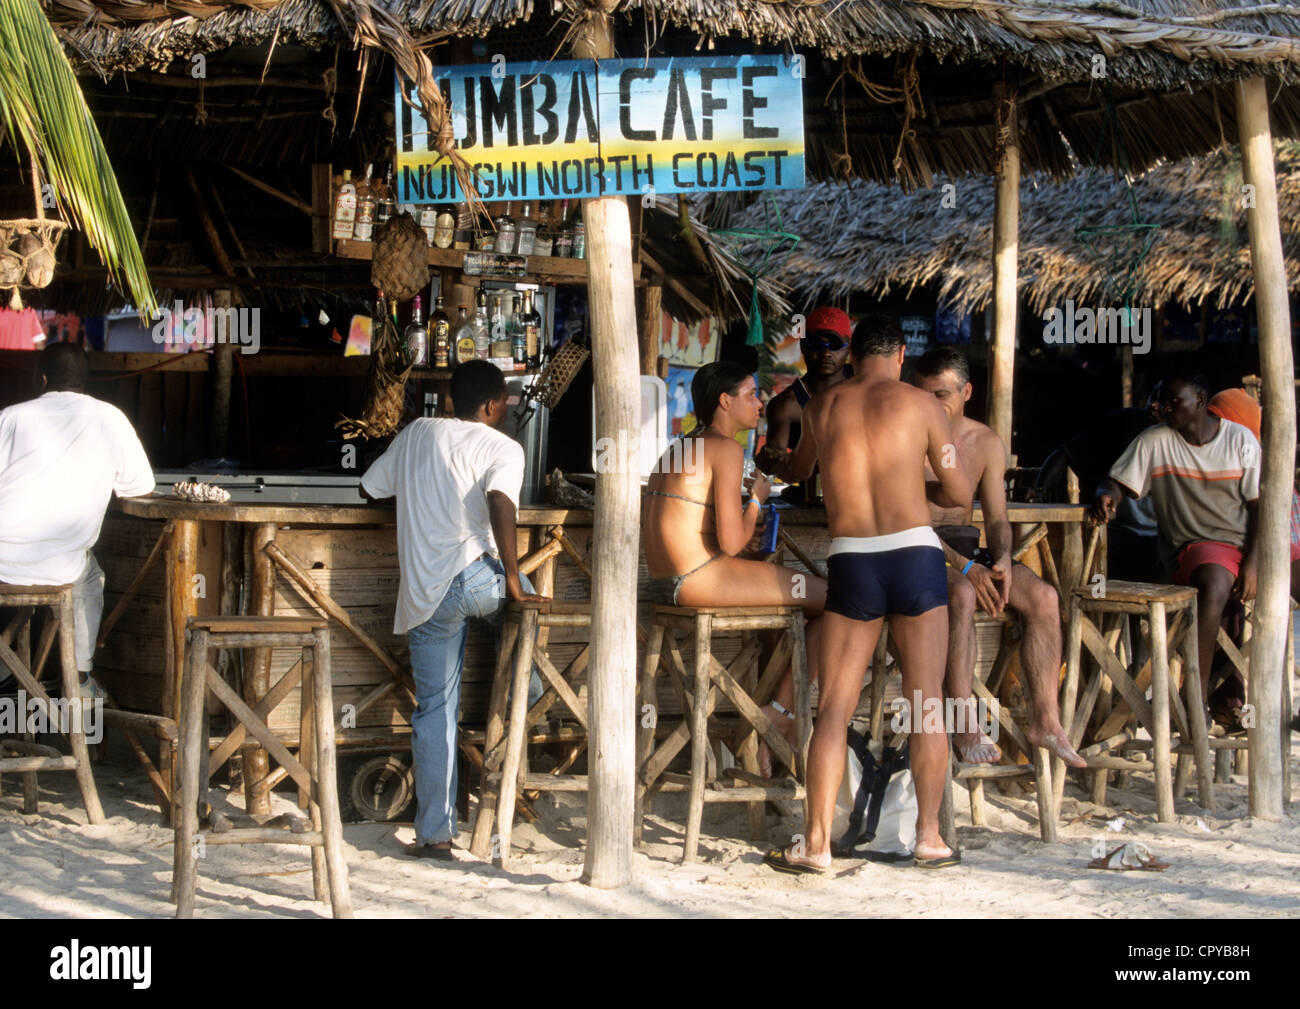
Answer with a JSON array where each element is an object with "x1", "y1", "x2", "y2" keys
[
  {"x1": 1109, "y1": 419, "x2": 1260, "y2": 560},
  {"x1": 361, "y1": 418, "x2": 525, "y2": 634},
  {"x1": 0, "y1": 391, "x2": 155, "y2": 585}
]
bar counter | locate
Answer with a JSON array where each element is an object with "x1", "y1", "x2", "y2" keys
[{"x1": 95, "y1": 494, "x2": 1096, "y2": 816}]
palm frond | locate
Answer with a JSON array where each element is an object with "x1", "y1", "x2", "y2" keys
[{"x1": 0, "y1": 0, "x2": 155, "y2": 315}]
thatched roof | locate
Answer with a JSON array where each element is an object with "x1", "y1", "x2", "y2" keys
[
  {"x1": 40, "y1": 2, "x2": 1300, "y2": 188},
  {"x1": 45, "y1": 1, "x2": 1300, "y2": 84},
  {"x1": 731, "y1": 141, "x2": 1300, "y2": 314}
]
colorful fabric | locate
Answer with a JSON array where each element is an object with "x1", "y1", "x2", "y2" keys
[
  {"x1": 0, "y1": 307, "x2": 45, "y2": 350},
  {"x1": 1208, "y1": 388, "x2": 1261, "y2": 441}
]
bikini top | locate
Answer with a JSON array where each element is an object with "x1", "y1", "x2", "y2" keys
[{"x1": 644, "y1": 489, "x2": 713, "y2": 509}]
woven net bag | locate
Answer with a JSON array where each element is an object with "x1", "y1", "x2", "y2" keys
[
  {"x1": 335, "y1": 310, "x2": 416, "y2": 440},
  {"x1": 370, "y1": 214, "x2": 429, "y2": 303},
  {"x1": 1, "y1": 156, "x2": 68, "y2": 309}
]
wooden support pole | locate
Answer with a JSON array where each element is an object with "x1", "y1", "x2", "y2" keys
[
  {"x1": 244, "y1": 522, "x2": 276, "y2": 818},
  {"x1": 1236, "y1": 76, "x2": 1295, "y2": 821},
  {"x1": 988, "y1": 83, "x2": 1020, "y2": 452},
  {"x1": 573, "y1": 3, "x2": 638, "y2": 889},
  {"x1": 637, "y1": 280, "x2": 663, "y2": 377}
]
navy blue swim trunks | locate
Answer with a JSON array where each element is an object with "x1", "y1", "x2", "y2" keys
[{"x1": 825, "y1": 526, "x2": 949, "y2": 622}]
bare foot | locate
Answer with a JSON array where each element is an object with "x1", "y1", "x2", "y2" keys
[
  {"x1": 913, "y1": 840, "x2": 954, "y2": 860},
  {"x1": 954, "y1": 730, "x2": 1002, "y2": 764},
  {"x1": 1027, "y1": 724, "x2": 1087, "y2": 768},
  {"x1": 756, "y1": 703, "x2": 797, "y2": 779}
]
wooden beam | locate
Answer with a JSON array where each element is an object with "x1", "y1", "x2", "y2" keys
[
  {"x1": 988, "y1": 82, "x2": 1019, "y2": 452},
  {"x1": 1236, "y1": 76, "x2": 1294, "y2": 821},
  {"x1": 637, "y1": 281, "x2": 662, "y2": 377},
  {"x1": 222, "y1": 163, "x2": 313, "y2": 216},
  {"x1": 573, "y1": 2, "x2": 637, "y2": 890}
]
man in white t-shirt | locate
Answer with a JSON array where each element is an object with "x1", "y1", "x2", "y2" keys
[
  {"x1": 1091, "y1": 368, "x2": 1260, "y2": 716},
  {"x1": 361, "y1": 360, "x2": 545, "y2": 859},
  {"x1": 0, "y1": 343, "x2": 156, "y2": 696}
]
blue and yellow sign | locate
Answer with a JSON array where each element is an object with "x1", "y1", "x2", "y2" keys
[{"x1": 395, "y1": 55, "x2": 804, "y2": 203}]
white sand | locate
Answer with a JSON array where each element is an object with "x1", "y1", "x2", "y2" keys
[{"x1": 1, "y1": 738, "x2": 1296, "y2": 918}]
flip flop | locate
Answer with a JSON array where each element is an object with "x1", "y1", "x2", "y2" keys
[
  {"x1": 913, "y1": 850, "x2": 961, "y2": 870},
  {"x1": 763, "y1": 847, "x2": 827, "y2": 876},
  {"x1": 405, "y1": 842, "x2": 456, "y2": 862}
]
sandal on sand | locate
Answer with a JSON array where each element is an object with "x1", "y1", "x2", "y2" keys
[
  {"x1": 913, "y1": 850, "x2": 961, "y2": 869},
  {"x1": 763, "y1": 847, "x2": 826, "y2": 876},
  {"x1": 405, "y1": 842, "x2": 456, "y2": 861}
]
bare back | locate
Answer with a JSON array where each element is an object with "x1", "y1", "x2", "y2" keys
[{"x1": 804, "y1": 375, "x2": 958, "y2": 538}]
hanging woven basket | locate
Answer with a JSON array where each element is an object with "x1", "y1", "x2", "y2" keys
[
  {"x1": 370, "y1": 213, "x2": 429, "y2": 303},
  {"x1": 1, "y1": 156, "x2": 69, "y2": 309}
]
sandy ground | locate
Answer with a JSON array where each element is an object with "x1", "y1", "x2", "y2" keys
[{"x1": 1, "y1": 730, "x2": 1297, "y2": 918}]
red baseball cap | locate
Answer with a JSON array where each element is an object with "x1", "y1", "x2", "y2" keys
[{"x1": 805, "y1": 306, "x2": 852, "y2": 341}]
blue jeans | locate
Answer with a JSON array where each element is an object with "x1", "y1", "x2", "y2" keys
[{"x1": 407, "y1": 555, "x2": 541, "y2": 845}]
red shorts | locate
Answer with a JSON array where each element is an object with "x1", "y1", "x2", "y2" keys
[{"x1": 1173, "y1": 541, "x2": 1243, "y2": 585}]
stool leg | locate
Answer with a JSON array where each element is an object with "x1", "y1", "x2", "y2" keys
[
  {"x1": 301, "y1": 649, "x2": 328, "y2": 904},
  {"x1": 1149, "y1": 602, "x2": 1174, "y2": 823},
  {"x1": 683, "y1": 614, "x2": 712, "y2": 864},
  {"x1": 1179, "y1": 596, "x2": 1214, "y2": 809},
  {"x1": 496, "y1": 608, "x2": 538, "y2": 868},
  {"x1": 968, "y1": 779, "x2": 986, "y2": 827},
  {"x1": 1090, "y1": 769, "x2": 1109, "y2": 806},
  {"x1": 58, "y1": 596, "x2": 104, "y2": 825},
  {"x1": 1032, "y1": 744, "x2": 1058, "y2": 843},
  {"x1": 18, "y1": 617, "x2": 37, "y2": 814},
  {"x1": 175, "y1": 629, "x2": 209, "y2": 918},
  {"x1": 868, "y1": 626, "x2": 889, "y2": 740},
  {"x1": 312, "y1": 631, "x2": 354, "y2": 919},
  {"x1": 470, "y1": 619, "x2": 519, "y2": 859},
  {"x1": 634, "y1": 623, "x2": 665, "y2": 847},
  {"x1": 1283, "y1": 613, "x2": 1294, "y2": 807}
]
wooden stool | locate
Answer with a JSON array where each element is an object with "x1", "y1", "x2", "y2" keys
[
  {"x1": 469, "y1": 600, "x2": 592, "y2": 866},
  {"x1": 173, "y1": 616, "x2": 352, "y2": 918},
  {"x1": 637, "y1": 605, "x2": 811, "y2": 863},
  {"x1": 0, "y1": 584, "x2": 104, "y2": 824},
  {"x1": 1058, "y1": 581, "x2": 1213, "y2": 823}
]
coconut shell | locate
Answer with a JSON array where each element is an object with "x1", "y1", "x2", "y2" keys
[
  {"x1": 17, "y1": 232, "x2": 55, "y2": 288},
  {"x1": 0, "y1": 251, "x2": 22, "y2": 288}
]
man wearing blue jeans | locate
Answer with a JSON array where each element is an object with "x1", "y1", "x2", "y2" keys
[{"x1": 362, "y1": 361, "x2": 544, "y2": 860}]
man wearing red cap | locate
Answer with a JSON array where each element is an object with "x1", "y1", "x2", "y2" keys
[{"x1": 757, "y1": 306, "x2": 852, "y2": 501}]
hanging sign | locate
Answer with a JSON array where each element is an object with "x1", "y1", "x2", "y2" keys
[{"x1": 394, "y1": 55, "x2": 804, "y2": 203}]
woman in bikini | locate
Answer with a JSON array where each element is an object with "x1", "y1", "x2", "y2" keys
[{"x1": 643, "y1": 361, "x2": 826, "y2": 775}]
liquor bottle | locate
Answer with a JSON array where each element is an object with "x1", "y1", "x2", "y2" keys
[
  {"x1": 403, "y1": 295, "x2": 428, "y2": 367},
  {"x1": 454, "y1": 202, "x2": 474, "y2": 249},
  {"x1": 434, "y1": 205, "x2": 455, "y2": 249},
  {"x1": 472, "y1": 289, "x2": 491, "y2": 359},
  {"x1": 376, "y1": 164, "x2": 395, "y2": 226},
  {"x1": 552, "y1": 199, "x2": 573, "y2": 258},
  {"x1": 489, "y1": 294, "x2": 511, "y2": 358},
  {"x1": 493, "y1": 202, "x2": 517, "y2": 254},
  {"x1": 571, "y1": 205, "x2": 586, "y2": 260},
  {"x1": 422, "y1": 392, "x2": 435, "y2": 418},
  {"x1": 374, "y1": 290, "x2": 387, "y2": 339},
  {"x1": 521, "y1": 289, "x2": 542, "y2": 369},
  {"x1": 453, "y1": 306, "x2": 477, "y2": 364},
  {"x1": 515, "y1": 203, "x2": 538, "y2": 256},
  {"x1": 430, "y1": 295, "x2": 451, "y2": 368},
  {"x1": 508, "y1": 294, "x2": 526, "y2": 367},
  {"x1": 419, "y1": 205, "x2": 438, "y2": 246},
  {"x1": 532, "y1": 201, "x2": 554, "y2": 257},
  {"x1": 353, "y1": 164, "x2": 377, "y2": 242},
  {"x1": 332, "y1": 169, "x2": 357, "y2": 240}
]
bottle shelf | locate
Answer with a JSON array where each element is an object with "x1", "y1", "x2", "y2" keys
[{"x1": 333, "y1": 238, "x2": 600, "y2": 287}]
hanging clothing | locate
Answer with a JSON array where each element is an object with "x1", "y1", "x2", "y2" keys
[{"x1": 0, "y1": 307, "x2": 45, "y2": 351}]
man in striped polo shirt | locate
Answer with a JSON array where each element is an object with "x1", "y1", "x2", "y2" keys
[{"x1": 1091, "y1": 366, "x2": 1261, "y2": 715}]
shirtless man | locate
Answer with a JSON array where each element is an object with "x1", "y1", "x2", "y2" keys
[
  {"x1": 913, "y1": 349, "x2": 1085, "y2": 770},
  {"x1": 763, "y1": 316, "x2": 972, "y2": 873},
  {"x1": 756, "y1": 306, "x2": 852, "y2": 501}
]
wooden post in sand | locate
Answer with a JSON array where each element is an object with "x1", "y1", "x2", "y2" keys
[
  {"x1": 1236, "y1": 77, "x2": 1294, "y2": 820},
  {"x1": 573, "y1": 3, "x2": 639, "y2": 888},
  {"x1": 988, "y1": 82, "x2": 1019, "y2": 452}
]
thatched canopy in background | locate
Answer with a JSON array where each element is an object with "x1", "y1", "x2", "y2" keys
[
  {"x1": 733, "y1": 141, "x2": 1300, "y2": 315},
  {"x1": 41, "y1": 1, "x2": 1300, "y2": 188}
]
